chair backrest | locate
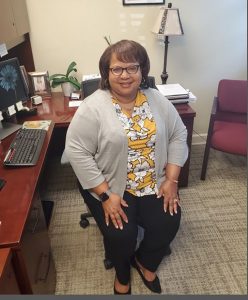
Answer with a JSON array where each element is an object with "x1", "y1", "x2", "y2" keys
[
  {"x1": 81, "y1": 78, "x2": 101, "y2": 98},
  {"x1": 147, "y1": 76, "x2": 156, "y2": 89},
  {"x1": 218, "y1": 79, "x2": 247, "y2": 114},
  {"x1": 81, "y1": 76, "x2": 157, "y2": 98}
]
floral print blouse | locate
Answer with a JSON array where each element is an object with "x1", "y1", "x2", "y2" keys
[{"x1": 112, "y1": 90, "x2": 157, "y2": 197}]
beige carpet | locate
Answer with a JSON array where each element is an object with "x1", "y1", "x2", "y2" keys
[{"x1": 41, "y1": 145, "x2": 247, "y2": 295}]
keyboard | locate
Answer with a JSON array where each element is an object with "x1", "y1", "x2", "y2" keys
[{"x1": 3, "y1": 128, "x2": 47, "y2": 167}]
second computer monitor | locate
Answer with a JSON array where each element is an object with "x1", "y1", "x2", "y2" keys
[
  {"x1": 0, "y1": 57, "x2": 29, "y2": 112},
  {"x1": 0, "y1": 57, "x2": 29, "y2": 140}
]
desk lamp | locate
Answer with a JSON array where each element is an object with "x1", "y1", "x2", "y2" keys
[{"x1": 152, "y1": 3, "x2": 184, "y2": 84}]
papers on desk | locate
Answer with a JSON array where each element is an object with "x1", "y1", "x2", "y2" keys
[
  {"x1": 82, "y1": 74, "x2": 101, "y2": 81},
  {"x1": 187, "y1": 92, "x2": 197, "y2": 103},
  {"x1": 22, "y1": 120, "x2": 51, "y2": 131},
  {"x1": 70, "y1": 92, "x2": 81, "y2": 100},
  {"x1": 69, "y1": 100, "x2": 83, "y2": 107},
  {"x1": 156, "y1": 83, "x2": 189, "y2": 99},
  {"x1": 156, "y1": 83, "x2": 197, "y2": 103}
]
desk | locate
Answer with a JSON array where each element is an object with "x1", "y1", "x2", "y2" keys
[
  {"x1": 175, "y1": 103, "x2": 196, "y2": 187},
  {"x1": 0, "y1": 123, "x2": 56, "y2": 294},
  {"x1": 0, "y1": 92, "x2": 195, "y2": 293}
]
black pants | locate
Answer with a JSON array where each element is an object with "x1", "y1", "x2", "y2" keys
[{"x1": 79, "y1": 187, "x2": 181, "y2": 285}]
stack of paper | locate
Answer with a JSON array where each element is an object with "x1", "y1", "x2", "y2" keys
[{"x1": 156, "y1": 83, "x2": 189, "y2": 100}]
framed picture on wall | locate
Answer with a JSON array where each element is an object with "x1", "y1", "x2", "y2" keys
[
  {"x1": 123, "y1": 0, "x2": 165, "y2": 5},
  {"x1": 28, "y1": 71, "x2": 51, "y2": 98}
]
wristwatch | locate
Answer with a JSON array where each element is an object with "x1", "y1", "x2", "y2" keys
[{"x1": 99, "y1": 189, "x2": 112, "y2": 202}]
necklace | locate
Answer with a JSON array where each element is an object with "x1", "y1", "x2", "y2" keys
[
  {"x1": 111, "y1": 93, "x2": 137, "y2": 115},
  {"x1": 115, "y1": 99, "x2": 135, "y2": 116}
]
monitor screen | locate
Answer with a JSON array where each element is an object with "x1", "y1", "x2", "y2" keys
[{"x1": 0, "y1": 57, "x2": 29, "y2": 111}]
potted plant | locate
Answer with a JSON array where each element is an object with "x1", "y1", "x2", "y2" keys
[{"x1": 49, "y1": 61, "x2": 81, "y2": 97}]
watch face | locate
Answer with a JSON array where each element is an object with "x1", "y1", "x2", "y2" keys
[{"x1": 99, "y1": 192, "x2": 109, "y2": 202}]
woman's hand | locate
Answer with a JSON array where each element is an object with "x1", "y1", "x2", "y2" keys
[
  {"x1": 157, "y1": 180, "x2": 180, "y2": 216},
  {"x1": 102, "y1": 193, "x2": 128, "y2": 230}
]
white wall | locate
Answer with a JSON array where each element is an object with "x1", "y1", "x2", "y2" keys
[{"x1": 26, "y1": 0, "x2": 247, "y2": 138}]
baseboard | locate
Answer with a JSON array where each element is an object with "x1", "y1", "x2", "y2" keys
[{"x1": 192, "y1": 133, "x2": 207, "y2": 145}]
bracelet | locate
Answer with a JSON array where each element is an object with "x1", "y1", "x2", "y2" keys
[{"x1": 166, "y1": 177, "x2": 179, "y2": 184}]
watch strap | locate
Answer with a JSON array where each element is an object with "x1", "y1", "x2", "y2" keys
[{"x1": 99, "y1": 189, "x2": 111, "y2": 202}]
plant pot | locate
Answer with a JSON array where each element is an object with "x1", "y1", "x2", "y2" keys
[{"x1": 61, "y1": 82, "x2": 76, "y2": 97}]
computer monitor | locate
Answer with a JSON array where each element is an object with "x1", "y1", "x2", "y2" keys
[{"x1": 0, "y1": 57, "x2": 29, "y2": 140}]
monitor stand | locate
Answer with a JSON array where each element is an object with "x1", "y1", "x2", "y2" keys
[{"x1": 0, "y1": 121, "x2": 22, "y2": 141}]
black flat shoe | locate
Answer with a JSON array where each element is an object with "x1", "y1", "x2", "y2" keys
[
  {"x1": 131, "y1": 258, "x2": 161, "y2": 294},
  {"x1": 114, "y1": 286, "x2": 131, "y2": 295}
]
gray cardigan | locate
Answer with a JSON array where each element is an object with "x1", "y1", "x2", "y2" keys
[{"x1": 64, "y1": 88, "x2": 188, "y2": 199}]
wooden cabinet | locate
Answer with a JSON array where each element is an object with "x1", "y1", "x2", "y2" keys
[
  {"x1": 0, "y1": 0, "x2": 30, "y2": 43},
  {"x1": 0, "y1": 248, "x2": 21, "y2": 294}
]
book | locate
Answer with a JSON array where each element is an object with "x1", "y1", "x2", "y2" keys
[{"x1": 156, "y1": 83, "x2": 189, "y2": 100}]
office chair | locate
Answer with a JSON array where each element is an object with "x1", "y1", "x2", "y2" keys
[
  {"x1": 146, "y1": 75, "x2": 156, "y2": 89},
  {"x1": 200, "y1": 79, "x2": 247, "y2": 180},
  {"x1": 81, "y1": 76, "x2": 156, "y2": 99},
  {"x1": 81, "y1": 78, "x2": 101, "y2": 98}
]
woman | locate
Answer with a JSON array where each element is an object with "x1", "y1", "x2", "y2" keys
[{"x1": 65, "y1": 40, "x2": 188, "y2": 294}]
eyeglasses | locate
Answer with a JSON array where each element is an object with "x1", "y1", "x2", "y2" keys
[{"x1": 109, "y1": 64, "x2": 140, "y2": 76}]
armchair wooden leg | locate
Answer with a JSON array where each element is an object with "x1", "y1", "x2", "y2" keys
[{"x1": 201, "y1": 113, "x2": 215, "y2": 180}]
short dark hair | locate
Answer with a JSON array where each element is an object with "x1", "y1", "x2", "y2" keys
[{"x1": 99, "y1": 40, "x2": 150, "y2": 89}]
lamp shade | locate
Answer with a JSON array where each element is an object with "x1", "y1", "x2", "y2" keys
[{"x1": 152, "y1": 6, "x2": 183, "y2": 36}]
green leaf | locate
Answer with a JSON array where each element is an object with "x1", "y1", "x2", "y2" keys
[
  {"x1": 51, "y1": 77, "x2": 68, "y2": 88},
  {"x1": 68, "y1": 77, "x2": 81, "y2": 89},
  {"x1": 49, "y1": 61, "x2": 80, "y2": 89},
  {"x1": 49, "y1": 74, "x2": 66, "y2": 81},
  {"x1": 66, "y1": 61, "x2": 77, "y2": 77}
]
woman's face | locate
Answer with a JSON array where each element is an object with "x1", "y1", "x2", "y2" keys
[{"x1": 108, "y1": 53, "x2": 142, "y2": 101}]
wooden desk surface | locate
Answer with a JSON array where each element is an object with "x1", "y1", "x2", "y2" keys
[
  {"x1": 0, "y1": 123, "x2": 54, "y2": 248},
  {"x1": 25, "y1": 92, "x2": 77, "y2": 127}
]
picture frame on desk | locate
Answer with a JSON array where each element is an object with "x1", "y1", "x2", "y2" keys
[
  {"x1": 123, "y1": 0, "x2": 165, "y2": 5},
  {"x1": 28, "y1": 71, "x2": 52, "y2": 99},
  {"x1": 20, "y1": 65, "x2": 30, "y2": 96}
]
